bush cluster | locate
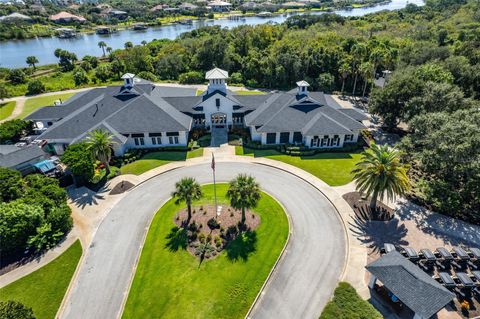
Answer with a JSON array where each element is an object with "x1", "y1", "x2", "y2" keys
[{"x1": 0, "y1": 168, "x2": 73, "y2": 262}]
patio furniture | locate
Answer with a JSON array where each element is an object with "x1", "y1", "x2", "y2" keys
[
  {"x1": 438, "y1": 272, "x2": 456, "y2": 289},
  {"x1": 402, "y1": 247, "x2": 420, "y2": 262},
  {"x1": 469, "y1": 248, "x2": 480, "y2": 259},
  {"x1": 471, "y1": 270, "x2": 480, "y2": 282},
  {"x1": 452, "y1": 247, "x2": 470, "y2": 261},
  {"x1": 419, "y1": 249, "x2": 437, "y2": 270},
  {"x1": 456, "y1": 272, "x2": 475, "y2": 293},
  {"x1": 436, "y1": 247, "x2": 454, "y2": 261},
  {"x1": 382, "y1": 243, "x2": 396, "y2": 254}
]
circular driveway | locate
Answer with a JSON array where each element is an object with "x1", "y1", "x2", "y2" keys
[{"x1": 60, "y1": 162, "x2": 346, "y2": 319}]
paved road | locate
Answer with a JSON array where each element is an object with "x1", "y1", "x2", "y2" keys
[{"x1": 60, "y1": 162, "x2": 346, "y2": 319}]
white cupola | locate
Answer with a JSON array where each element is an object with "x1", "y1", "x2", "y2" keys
[
  {"x1": 296, "y1": 80, "x2": 310, "y2": 96},
  {"x1": 121, "y1": 73, "x2": 136, "y2": 88},
  {"x1": 205, "y1": 67, "x2": 228, "y2": 94}
]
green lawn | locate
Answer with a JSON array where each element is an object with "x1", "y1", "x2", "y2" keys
[
  {"x1": 0, "y1": 101, "x2": 16, "y2": 121},
  {"x1": 120, "y1": 149, "x2": 203, "y2": 175},
  {"x1": 236, "y1": 146, "x2": 361, "y2": 186},
  {"x1": 0, "y1": 240, "x2": 82, "y2": 319},
  {"x1": 19, "y1": 93, "x2": 76, "y2": 119},
  {"x1": 186, "y1": 147, "x2": 204, "y2": 159},
  {"x1": 320, "y1": 282, "x2": 381, "y2": 319},
  {"x1": 123, "y1": 184, "x2": 288, "y2": 319}
]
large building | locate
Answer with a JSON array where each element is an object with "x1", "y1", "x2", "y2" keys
[{"x1": 26, "y1": 68, "x2": 367, "y2": 156}]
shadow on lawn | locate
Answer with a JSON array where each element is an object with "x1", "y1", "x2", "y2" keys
[
  {"x1": 165, "y1": 226, "x2": 188, "y2": 252},
  {"x1": 225, "y1": 231, "x2": 257, "y2": 262}
]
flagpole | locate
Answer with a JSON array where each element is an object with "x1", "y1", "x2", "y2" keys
[{"x1": 212, "y1": 153, "x2": 218, "y2": 217}]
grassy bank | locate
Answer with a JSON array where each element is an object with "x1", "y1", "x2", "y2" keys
[
  {"x1": 0, "y1": 240, "x2": 82, "y2": 319},
  {"x1": 120, "y1": 149, "x2": 203, "y2": 175},
  {"x1": 123, "y1": 184, "x2": 288, "y2": 318},
  {"x1": 236, "y1": 146, "x2": 361, "y2": 186},
  {"x1": 0, "y1": 101, "x2": 16, "y2": 121}
]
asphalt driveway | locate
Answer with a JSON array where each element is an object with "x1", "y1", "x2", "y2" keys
[{"x1": 60, "y1": 162, "x2": 346, "y2": 319}]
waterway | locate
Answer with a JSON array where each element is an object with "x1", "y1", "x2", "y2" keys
[{"x1": 0, "y1": 0, "x2": 424, "y2": 69}]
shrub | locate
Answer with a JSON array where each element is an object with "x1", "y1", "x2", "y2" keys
[
  {"x1": 0, "y1": 300, "x2": 35, "y2": 319},
  {"x1": 0, "y1": 119, "x2": 32, "y2": 143},
  {"x1": 95, "y1": 65, "x2": 112, "y2": 82},
  {"x1": 61, "y1": 142, "x2": 95, "y2": 184},
  {"x1": 0, "y1": 167, "x2": 24, "y2": 202},
  {"x1": 26, "y1": 79, "x2": 46, "y2": 95},
  {"x1": 206, "y1": 233, "x2": 212, "y2": 243},
  {"x1": 214, "y1": 236, "x2": 222, "y2": 247},
  {"x1": 198, "y1": 233, "x2": 206, "y2": 243},
  {"x1": 319, "y1": 282, "x2": 382, "y2": 319},
  {"x1": 230, "y1": 72, "x2": 243, "y2": 84},
  {"x1": 7, "y1": 69, "x2": 26, "y2": 84},
  {"x1": 207, "y1": 217, "x2": 219, "y2": 230},
  {"x1": 137, "y1": 71, "x2": 158, "y2": 82},
  {"x1": 179, "y1": 71, "x2": 204, "y2": 84},
  {"x1": 73, "y1": 68, "x2": 89, "y2": 86}
]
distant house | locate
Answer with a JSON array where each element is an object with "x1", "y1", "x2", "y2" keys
[
  {"x1": 0, "y1": 145, "x2": 47, "y2": 175},
  {"x1": 179, "y1": 2, "x2": 199, "y2": 10},
  {"x1": 150, "y1": 4, "x2": 169, "y2": 12},
  {"x1": 282, "y1": 1, "x2": 306, "y2": 7},
  {"x1": 109, "y1": 9, "x2": 128, "y2": 20},
  {"x1": 0, "y1": 12, "x2": 33, "y2": 22},
  {"x1": 207, "y1": 0, "x2": 232, "y2": 11},
  {"x1": 49, "y1": 11, "x2": 86, "y2": 23},
  {"x1": 26, "y1": 68, "x2": 367, "y2": 155}
]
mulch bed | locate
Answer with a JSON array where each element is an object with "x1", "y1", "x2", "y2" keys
[
  {"x1": 342, "y1": 191, "x2": 394, "y2": 221},
  {"x1": 173, "y1": 205, "x2": 260, "y2": 260},
  {"x1": 109, "y1": 180, "x2": 135, "y2": 195}
]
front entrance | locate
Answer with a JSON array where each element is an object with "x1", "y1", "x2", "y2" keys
[
  {"x1": 211, "y1": 113, "x2": 227, "y2": 127},
  {"x1": 211, "y1": 126, "x2": 228, "y2": 147}
]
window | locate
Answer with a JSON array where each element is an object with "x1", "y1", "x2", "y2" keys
[
  {"x1": 280, "y1": 132, "x2": 290, "y2": 144},
  {"x1": 266, "y1": 133, "x2": 276, "y2": 144},
  {"x1": 134, "y1": 137, "x2": 144, "y2": 146},
  {"x1": 215, "y1": 98, "x2": 220, "y2": 107},
  {"x1": 169, "y1": 136, "x2": 179, "y2": 144},
  {"x1": 151, "y1": 137, "x2": 161, "y2": 145},
  {"x1": 293, "y1": 132, "x2": 303, "y2": 143},
  {"x1": 345, "y1": 134, "x2": 354, "y2": 142}
]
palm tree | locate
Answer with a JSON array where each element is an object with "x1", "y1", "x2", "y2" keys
[
  {"x1": 86, "y1": 129, "x2": 115, "y2": 174},
  {"x1": 26, "y1": 56, "x2": 39, "y2": 70},
  {"x1": 338, "y1": 63, "x2": 351, "y2": 96},
  {"x1": 141, "y1": 40, "x2": 147, "y2": 46},
  {"x1": 352, "y1": 143, "x2": 410, "y2": 214},
  {"x1": 359, "y1": 61, "x2": 372, "y2": 98},
  {"x1": 226, "y1": 174, "x2": 261, "y2": 225},
  {"x1": 98, "y1": 41, "x2": 107, "y2": 57},
  {"x1": 124, "y1": 41, "x2": 133, "y2": 49},
  {"x1": 106, "y1": 46, "x2": 112, "y2": 55},
  {"x1": 171, "y1": 177, "x2": 203, "y2": 223},
  {"x1": 350, "y1": 43, "x2": 367, "y2": 96}
]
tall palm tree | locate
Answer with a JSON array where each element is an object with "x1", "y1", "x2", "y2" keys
[
  {"x1": 352, "y1": 143, "x2": 410, "y2": 214},
  {"x1": 350, "y1": 43, "x2": 367, "y2": 96},
  {"x1": 124, "y1": 41, "x2": 133, "y2": 49},
  {"x1": 338, "y1": 63, "x2": 351, "y2": 96},
  {"x1": 86, "y1": 129, "x2": 115, "y2": 173},
  {"x1": 106, "y1": 46, "x2": 112, "y2": 55},
  {"x1": 171, "y1": 177, "x2": 203, "y2": 223},
  {"x1": 26, "y1": 56, "x2": 39, "y2": 70},
  {"x1": 98, "y1": 41, "x2": 107, "y2": 56},
  {"x1": 359, "y1": 61, "x2": 372, "y2": 98},
  {"x1": 226, "y1": 174, "x2": 261, "y2": 225}
]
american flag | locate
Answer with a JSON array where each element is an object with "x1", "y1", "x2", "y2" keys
[{"x1": 211, "y1": 153, "x2": 215, "y2": 171}]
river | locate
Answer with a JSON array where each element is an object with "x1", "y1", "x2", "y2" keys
[{"x1": 0, "y1": 0, "x2": 423, "y2": 69}]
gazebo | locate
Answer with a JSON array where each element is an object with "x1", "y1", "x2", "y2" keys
[{"x1": 366, "y1": 251, "x2": 455, "y2": 319}]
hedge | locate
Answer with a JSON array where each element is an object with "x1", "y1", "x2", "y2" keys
[{"x1": 319, "y1": 282, "x2": 381, "y2": 319}]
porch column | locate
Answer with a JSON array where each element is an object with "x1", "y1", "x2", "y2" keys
[{"x1": 368, "y1": 275, "x2": 377, "y2": 289}]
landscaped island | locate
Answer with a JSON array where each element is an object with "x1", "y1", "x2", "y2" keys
[{"x1": 122, "y1": 183, "x2": 288, "y2": 318}]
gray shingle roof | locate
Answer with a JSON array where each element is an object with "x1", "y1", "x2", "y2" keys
[
  {"x1": 245, "y1": 91, "x2": 366, "y2": 135},
  {"x1": 366, "y1": 251, "x2": 455, "y2": 319},
  {"x1": 0, "y1": 145, "x2": 46, "y2": 168},
  {"x1": 33, "y1": 84, "x2": 195, "y2": 143},
  {"x1": 338, "y1": 108, "x2": 369, "y2": 121}
]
